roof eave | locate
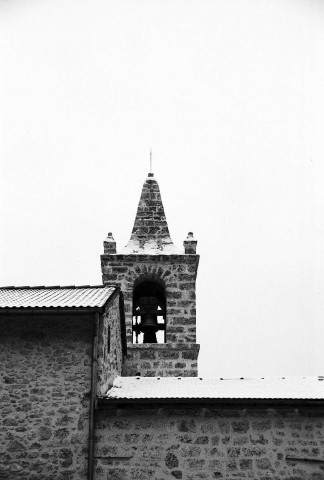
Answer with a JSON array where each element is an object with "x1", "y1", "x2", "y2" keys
[
  {"x1": 97, "y1": 397, "x2": 324, "y2": 409},
  {"x1": 0, "y1": 306, "x2": 106, "y2": 315}
]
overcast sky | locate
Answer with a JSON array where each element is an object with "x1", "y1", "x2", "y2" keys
[{"x1": 1, "y1": 0, "x2": 324, "y2": 378}]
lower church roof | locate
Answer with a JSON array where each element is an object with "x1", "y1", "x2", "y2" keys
[{"x1": 103, "y1": 376, "x2": 324, "y2": 402}]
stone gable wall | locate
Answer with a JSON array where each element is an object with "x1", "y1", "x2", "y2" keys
[
  {"x1": 101, "y1": 254, "x2": 199, "y2": 377},
  {"x1": 0, "y1": 314, "x2": 94, "y2": 480},
  {"x1": 97, "y1": 294, "x2": 123, "y2": 395},
  {"x1": 94, "y1": 405, "x2": 324, "y2": 480}
]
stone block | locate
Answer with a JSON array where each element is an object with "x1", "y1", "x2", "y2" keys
[
  {"x1": 171, "y1": 470, "x2": 182, "y2": 479},
  {"x1": 158, "y1": 351, "x2": 179, "y2": 360},
  {"x1": 165, "y1": 452, "x2": 179, "y2": 469},
  {"x1": 256, "y1": 458, "x2": 272, "y2": 470},
  {"x1": 232, "y1": 421, "x2": 249, "y2": 433},
  {"x1": 182, "y1": 351, "x2": 197, "y2": 360}
]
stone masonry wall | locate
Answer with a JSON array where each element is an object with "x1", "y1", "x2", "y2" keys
[
  {"x1": 0, "y1": 314, "x2": 94, "y2": 480},
  {"x1": 97, "y1": 294, "x2": 123, "y2": 395},
  {"x1": 101, "y1": 254, "x2": 199, "y2": 344},
  {"x1": 101, "y1": 254, "x2": 199, "y2": 377},
  {"x1": 122, "y1": 344, "x2": 199, "y2": 377},
  {"x1": 94, "y1": 405, "x2": 324, "y2": 480}
]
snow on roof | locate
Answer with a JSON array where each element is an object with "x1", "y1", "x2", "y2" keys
[{"x1": 104, "y1": 375, "x2": 324, "y2": 401}]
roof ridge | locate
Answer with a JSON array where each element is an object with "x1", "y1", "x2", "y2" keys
[{"x1": 0, "y1": 284, "x2": 111, "y2": 290}]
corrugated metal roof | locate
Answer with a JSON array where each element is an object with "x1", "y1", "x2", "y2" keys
[
  {"x1": 0, "y1": 285, "x2": 116, "y2": 309},
  {"x1": 104, "y1": 376, "x2": 324, "y2": 401}
]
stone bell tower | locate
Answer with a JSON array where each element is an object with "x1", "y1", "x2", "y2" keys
[{"x1": 101, "y1": 172, "x2": 199, "y2": 377}]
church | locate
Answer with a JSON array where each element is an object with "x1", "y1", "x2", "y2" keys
[{"x1": 0, "y1": 172, "x2": 323, "y2": 480}]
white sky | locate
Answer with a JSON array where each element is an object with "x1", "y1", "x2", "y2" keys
[{"x1": 1, "y1": 0, "x2": 324, "y2": 378}]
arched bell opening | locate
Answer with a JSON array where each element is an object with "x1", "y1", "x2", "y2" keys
[{"x1": 132, "y1": 280, "x2": 166, "y2": 344}]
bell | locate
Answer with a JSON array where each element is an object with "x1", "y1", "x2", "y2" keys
[{"x1": 140, "y1": 313, "x2": 158, "y2": 343}]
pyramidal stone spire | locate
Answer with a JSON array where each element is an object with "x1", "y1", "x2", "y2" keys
[{"x1": 121, "y1": 173, "x2": 180, "y2": 254}]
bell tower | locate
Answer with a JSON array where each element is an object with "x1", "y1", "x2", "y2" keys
[{"x1": 101, "y1": 172, "x2": 199, "y2": 377}]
